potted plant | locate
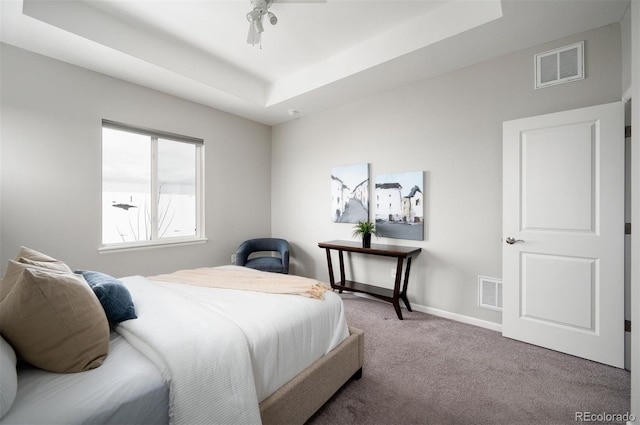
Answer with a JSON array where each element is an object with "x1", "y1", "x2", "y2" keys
[{"x1": 352, "y1": 220, "x2": 376, "y2": 248}]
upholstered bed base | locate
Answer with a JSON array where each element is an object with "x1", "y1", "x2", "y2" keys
[{"x1": 259, "y1": 326, "x2": 364, "y2": 425}]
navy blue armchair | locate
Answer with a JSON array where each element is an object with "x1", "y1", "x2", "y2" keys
[{"x1": 236, "y1": 238, "x2": 290, "y2": 274}]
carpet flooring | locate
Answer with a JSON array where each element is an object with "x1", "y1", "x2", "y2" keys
[{"x1": 307, "y1": 294, "x2": 631, "y2": 425}]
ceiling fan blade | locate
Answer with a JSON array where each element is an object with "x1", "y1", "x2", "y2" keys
[
  {"x1": 247, "y1": 23, "x2": 261, "y2": 45},
  {"x1": 254, "y1": 16, "x2": 264, "y2": 33}
]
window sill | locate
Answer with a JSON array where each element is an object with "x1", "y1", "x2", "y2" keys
[{"x1": 98, "y1": 237, "x2": 208, "y2": 254}]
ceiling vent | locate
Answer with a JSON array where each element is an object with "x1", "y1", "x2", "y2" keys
[{"x1": 535, "y1": 41, "x2": 584, "y2": 89}]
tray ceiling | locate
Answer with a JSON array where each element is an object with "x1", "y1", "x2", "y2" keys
[{"x1": 0, "y1": 0, "x2": 630, "y2": 125}]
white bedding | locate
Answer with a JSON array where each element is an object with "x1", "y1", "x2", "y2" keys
[
  {"x1": 1, "y1": 266, "x2": 350, "y2": 425},
  {"x1": 1, "y1": 332, "x2": 169, "y2": 425},
  {"x1": 141, "y1": 266, "x2": 350, "y2": 401},
  {"x1": 116, "y1": 274, "x2": 263, "y2": 425},
  {"x1": 117, "y1": 266, "x2": 349, "y2": 424}
]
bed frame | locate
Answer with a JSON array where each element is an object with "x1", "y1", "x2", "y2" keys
[{"x1": 259, "y1": 326, "x2": 364, "y2": 425}]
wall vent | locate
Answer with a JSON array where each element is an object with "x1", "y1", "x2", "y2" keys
[
  {"x1": 478, "y1": 276, "x2": 502, "y2": 311},
  {"x1": 535, "y1": 41, "x2": 584, "y2": 89}
]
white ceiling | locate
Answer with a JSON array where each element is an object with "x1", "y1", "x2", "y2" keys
[{"x1": 0, "y1": 0, "x2": 630, "y2": 125}]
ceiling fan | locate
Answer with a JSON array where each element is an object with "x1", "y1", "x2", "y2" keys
[
  {"x1": 246, "y1": 0, "x2": 325, "y2": 47},
  {"x1": 246, "y1": 0, "x2": 275, "y2": 46}
]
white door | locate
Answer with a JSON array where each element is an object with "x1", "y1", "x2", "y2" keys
[{"x1": 502, "y1": 101, "x2": 624, "y2": 368}]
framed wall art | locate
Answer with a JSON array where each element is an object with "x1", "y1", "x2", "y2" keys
[
  {"x1": 331, "y1": 163, "x2": 369, "y2": 223},
  {"x1": 374, "y1": 171, "x2": 424, "y2": 241}
]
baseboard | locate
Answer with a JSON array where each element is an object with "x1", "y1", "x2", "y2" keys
[
  {"x1": 351, "y1": 293, "x2": 502, "y2": 333},
  {"x1": 411, "y1": 304, "x2": 502, "y2": 333}
]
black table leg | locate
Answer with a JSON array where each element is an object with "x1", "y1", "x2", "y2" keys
[
  {"x1": 392, "y1": 258, "x2": 405, "y2": 320},
  {"x1": 337, "y1": 250, "x2": 345, "y2": 294},
  {"x1": 392, "y1": 300, "x2": 404, "y2": 320},
  {"x1": 324, "y1": 248, "x2": 335, "y2": 288},
  {"x1": 401, "y1": 257, "x2": 413, "y2": 312}
]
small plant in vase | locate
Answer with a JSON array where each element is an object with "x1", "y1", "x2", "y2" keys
[{"x1": 352, "y1": 220, "x2": 376, "y2": 248}]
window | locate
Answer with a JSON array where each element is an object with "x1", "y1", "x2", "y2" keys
[{"x1": 101, "y1": 120, "x2": 205, "y2": 249}]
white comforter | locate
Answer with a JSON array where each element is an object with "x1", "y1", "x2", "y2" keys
[{"x1": 117, "y1": 266, "x2": 349, "y2": 425}]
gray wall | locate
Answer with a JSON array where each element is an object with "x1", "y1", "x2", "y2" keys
[
  {"x1": 0, "y1": 23, "x2": 625, "y2": 326},
  {"x1": 271, "y1": 23, "x2": 623, "y2": 325},
  {"x1": 0, "y1": 44, "x2": 272, "y2": 277}
]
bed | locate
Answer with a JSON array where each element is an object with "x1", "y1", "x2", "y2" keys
[{"x1": 0, "y1": 247, "x2": 364, "y2": 425}]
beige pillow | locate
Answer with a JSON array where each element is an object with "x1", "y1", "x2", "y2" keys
[
  {"x1": 0, "y1": 267, "x2": 109, "y2": 373},
  {"x1": 1, "y1": 247, "x2": 71, "y2": 302},
  {"x1": 12, "y1": 246, "x2": 71, "y2": 268},
  {"x1": 17, "y1": 256, "x2": 72, "y2": 272},
  {"x1": 0, "y1": 260, "x2": 67, "y2": 303}
]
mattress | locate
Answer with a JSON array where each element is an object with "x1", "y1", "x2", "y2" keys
[{"x1": 1, "y1": 332, "x2": 169, "y2": 425}]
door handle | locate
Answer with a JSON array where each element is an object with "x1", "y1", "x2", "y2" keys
[{"x1": 505, "y1": 237, "x2": 524, "y2": 245}]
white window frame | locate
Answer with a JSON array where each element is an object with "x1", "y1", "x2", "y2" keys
[{"x1": 99, "y1": 120, "x2": 206, "y2": 252}]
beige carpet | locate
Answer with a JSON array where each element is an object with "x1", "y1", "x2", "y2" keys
[{"x1": 307, "y1": 294, "x2": 631, "y2": 425}]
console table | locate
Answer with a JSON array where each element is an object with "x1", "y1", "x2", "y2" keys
[{"x1": 318, "y1": 240, "x2": 421, "y2": 320}]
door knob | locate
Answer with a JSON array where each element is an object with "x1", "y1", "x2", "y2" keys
[{"x1": 505, "y1": 237, "x2": 524, "y2": 245}]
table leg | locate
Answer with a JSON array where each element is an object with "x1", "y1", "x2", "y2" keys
[
  {"x1": 324, "y1": 248, "x2": 336, "y2": 288},
  {"x1": 393, "y1": 258, "x2": 405, "y2": 320},
  {"x1": 337, "y1": 250, "x2": 346, "y2": 294},
  {"x1": 392, "y1": 300, "x2": 404, "y2": 320},
  {"x1": 401, "y1": 257, "x2": 413, "y2": 312}
]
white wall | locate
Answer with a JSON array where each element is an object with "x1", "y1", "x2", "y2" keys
[
  {"x1": 271, "y1": 23, "x2": 622, "y2": 325},
  {"x1": 0, "y1": 23, "x2": 627, "y2": 328},
  {"x1": 0, "y1": 44, "x2": 272, "y2": 278}
]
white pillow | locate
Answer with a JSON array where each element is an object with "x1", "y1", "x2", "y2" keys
[{"x1": 0, "y1": 335, "x2": 17, "y2": 419}]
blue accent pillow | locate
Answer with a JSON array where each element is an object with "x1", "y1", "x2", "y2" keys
[{"x1": 74, "y1": 270, "x2": 137, "y2": 324}]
